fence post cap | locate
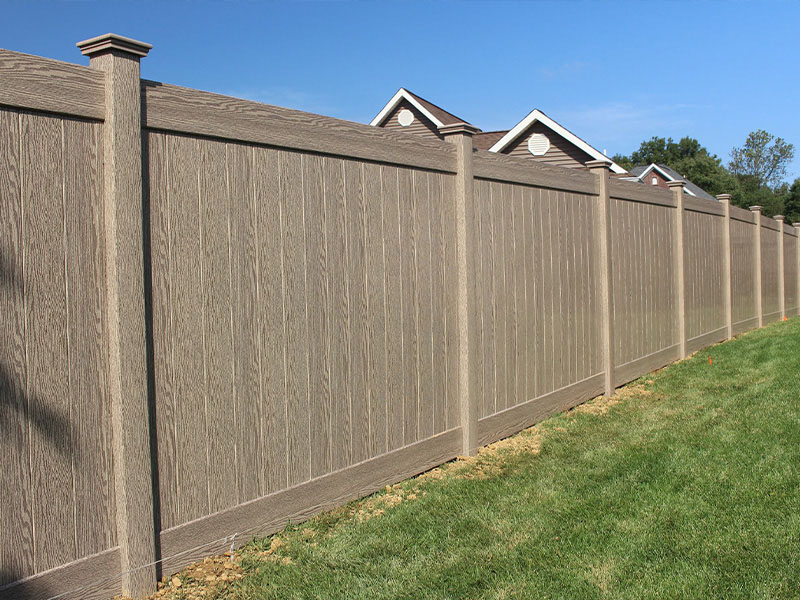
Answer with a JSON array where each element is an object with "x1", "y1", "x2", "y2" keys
[
  {"x1": 666, "y1": 180, "x2": 685, "y2": 189},
  {"x1": 585, "y1": 159, "x2": 612, "y2": 171},
  {"x1": 438, "y1": 122, "x2": 479, "y2": 137},
  {"x1": 77, "y1": 33, "x2": 152, "y2": 58},
  {"x1": 774, "y1": 215, "x2": 786, "y2": 221},
  {"x1": 749, "y1": 205, "x2": 763, "y2": 212},
  {"x1": 793, "y1": 222, "x2": 800, "y2": 228},
  {"x1": 716, "y1": 193, "x2": 732, "y2": 202}
]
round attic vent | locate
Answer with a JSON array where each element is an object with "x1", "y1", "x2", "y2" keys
[
  {"x1": 527, "y1": 133, "x2": 550, "y2": 156},
  {"x1": 398, "y1": 109, "x2": 414, "y2": 127}
]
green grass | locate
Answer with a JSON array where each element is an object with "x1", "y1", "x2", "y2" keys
[{"x1": 217, "y1": 319, "x2": 800, "y2": 600}]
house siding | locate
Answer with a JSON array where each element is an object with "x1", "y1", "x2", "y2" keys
[
  {"x1": 377, "y1": 99, "x2": 443, "y2": 141},
  {"x1": 501, "y1": 121, "x2": 593, "y2": 168}
]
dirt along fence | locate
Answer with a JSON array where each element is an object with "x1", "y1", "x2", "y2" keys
[{"x1": 1, "y1": 34, "x2": 798, "y2": 600}]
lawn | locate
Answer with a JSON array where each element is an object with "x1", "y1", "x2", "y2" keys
[{"x1": 155, "y1": 319, "x2": 800, "y2": 600}]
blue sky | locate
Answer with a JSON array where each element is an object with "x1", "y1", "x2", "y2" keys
[{"x1": 4, "y1": 1, "x2": 799, "y2": 180}]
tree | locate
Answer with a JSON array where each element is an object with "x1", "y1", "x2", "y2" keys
[
  {"x1": 729, "y1": 130, "x2": 795, "y2": 190},
  {"x1": 783, "y1": 178, "x2": 800, "y2": 224},
  {"x1": 613, "y1": 136, "x2": 735, "y2": 197}
]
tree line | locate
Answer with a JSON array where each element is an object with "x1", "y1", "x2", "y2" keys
[{"x1": 612, "y1": 130, "x2": 799, "y2": 223}]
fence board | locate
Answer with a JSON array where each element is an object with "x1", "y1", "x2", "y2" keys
[
  {"x1": 0, "y1": 108, "x2": 34, "y2": 584},
  {"x1": 346, "y1": 160, "x2": 369, "y2": 464},
  {"x1": 197, "y1": 140, "x2": 238, "y2": 512},
  {"x1": 22, "y1": 113, "x2": 77, "y2": 572},
  {"x1": 63, "y1": 118, "x2": 116, "y2": 556},
  {"x1": 365, "y1": 163, "x2": 388, "y2": 453},
  {"x1": 381, "y1": 167, "x2": 404, "y2": 450},
  {"x1": 730, "y1": 218, "x2": 757, "y2": 327},
  {"x1": 142, "y1": 80, "x2": 456, "y2": 174},
  {"x1": 0, "y1": 49, "x2": 105, "y2": 120},
  {"x1": 255, "y1": 147, "x2": 287, "y2": 494}
]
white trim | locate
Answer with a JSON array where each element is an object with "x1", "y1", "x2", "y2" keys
[
  {"x1": 634, "y1": 164, "x2": 696, "y2": 196},
  {"x1": 487, "y1": 109, "x2": 627, "y2": 174},
  {"x1": 369, "y1": 88, "x2": 445, "y2": 128}
]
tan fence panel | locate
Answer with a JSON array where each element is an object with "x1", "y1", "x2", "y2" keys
[
  {"x1": 684, "y1": 209, "x2": 726, "y2": 345},
  {"x1": 761, "y1": 225, "x2": 781, "y2": 323},
  {"x1": 730, "y1": 215, "x2": 758, "y2": 332},
  {"x1": 0, "y1": 107, "x2": 115, "y2": 583},
  {"x1": 610, "y1": 197, "x2": 677, "y2": 373},
  {"x1": 472, "y1": 177, "x2": 601, "y2": 430},
  {"x1": 785, "y1": 231, "x2": 798, "y2": 315},
  {"x1": 147, "y1": 130, "x2": 460, "y2": 532}
]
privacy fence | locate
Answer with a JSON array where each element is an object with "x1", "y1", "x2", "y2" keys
[{"x1": 1, "y1": 35, "x2": 798, "y2": 600}]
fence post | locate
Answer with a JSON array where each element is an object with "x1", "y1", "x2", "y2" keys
[
  {"x1": 587, "y1": 160, "x2": 615, "y2": 397},
  {"x1": 441, "y1": 123, "x2": 480, "y2": 456},
  {"x1": 718, "y1": 194, "x2": 733, "y2": 339},
  {"x1": 667, "y1": 181, "x2": 687, "y2": 358},
  {"x1": 76, "y1": 34, "x2": 157, "y2": 596},
  {"x1": 775, "y1": 215, "x2": 786, "y2": 320},
  {"x1": 750, "y1": 206, "x2": 764, "y2": 328}
]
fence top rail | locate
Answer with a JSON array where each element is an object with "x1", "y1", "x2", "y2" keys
[
  {"x1": 141, "y1": 79, "x2": 457, "y2": 173},
  {"x1": 784, "y1": 222, "x2": 798, "y2": 237},
  {"x1": 0, "y1": 48, "x2": 105, "y2": 121},
  {"x1": 760, "y1": 215, "x2": 781, "y2": 232},
  {"x1": 730, "y1": 204, "x2": 756, "y2": 225},
  {"x1": 471, "y1": 149, "x2": 596, "y2": 194},
  {"x1": 684, "y1": 194, "x2": 724, "y2": 217},
  {"x1": 608, "y1": 177, "x2": 675, "y2": 208}
]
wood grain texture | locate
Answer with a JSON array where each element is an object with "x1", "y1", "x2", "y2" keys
[
  {"x1": 62, "y1": 117, "x2": 116, "y2": 557},
  {"x1": 325, "y1": 157, "x2": 351, "y2": 471},
  {"x1": 608, "y1": 178, "x2": 675, "y2": 207},
  {"x1": 415, "y1": 170, "x2": 434, "y2": 441},
  {"x1": 730, "y1": 219, "x2": 757, "y2": 325},
  {"x1": 761, "y1": 226, "x2": 780, "y2": 318},
  {"x1": 167, "y1": 133, "x2": 209, "y2": 524},
  {"x1": 254, "y1": 147, "x2": 288, "y2": 494},
  {"x1": 364, "y1": 163, "x2": 387, "y2": 454},
  {"x1": 684, "y1": 195, "x2": 724, "y2": 216},
  {"x1": 476, "y1": 179, "x2": 495, "y2": 419},
  {"x1": 399, "y1": 167, "x2": 419, "y2": 445},
  {"x1": 473, "y1": 149, "x2": 595, "y2": 194},
  {"x1": 198, "y1": 139, "x2": 237, "y2": 513},
  {"x1": 22, "y1": 112, "x2": 76, "y2": 572},
  {"x1": 503, "y1": 184, "x2": 518, "y2": 409},
  {"x1": 281, "y1": 151, "x2": 311, "y2": 487},
  {"x1": 228, "y1": 143, "x2": 264, "y2": 503},
  {"x1": 429, "y1": 173, "x2": 447, "y2": 435},
  {"x1": 442, "y1": 175, "x2": 460, "y2": 431},
  {"x1": 491, "y1": 182, "x2": 507, "y2": 412},
  {"x1": 147, "y1": 131, "x2": 179, "y2": 530},
  {"x1": 346, "y1": 160, "x2": 370, "y2": 465},
  {"x1": 303, "y1": 154, "x2": 331, "y2": 479},
  {"x1": 0, "y1": 108, "x2": 34, "y2": 584},
  {"x1": 142, "y1": 80, "x2": 456, "y2": 174},
  {"x1": 0, "y1": 547, "x2": 120, "y2": 600},
  {"x1": 382, "y1": 166, "x2": 404, "y2": 451},
  {"x1": 0, "y1": 49, "x2": 105, "y2": 120}
]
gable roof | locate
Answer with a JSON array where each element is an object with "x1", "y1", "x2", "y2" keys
[
  {"x1": 370, "y1": 88, "x2": 472, "y2": 129},
  {"x1": 473, "y1": 130, "x2": 509, "y2": 151},
  {"x1": 487, "y1": 109, "x2": 627, "y2": 174},
  {"x1": 628, "y1": 163, "x2": 717, "y2": 201}
]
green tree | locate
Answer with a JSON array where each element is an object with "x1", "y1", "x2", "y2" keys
[
  {"x1": 614, "y1": 136, "x2": 734, "y2": 197},
  {"x1": 783, "y1": 178, "x2": 800, "y2": 224},
  {"x1": 729, "y1": 130, "x2": 795, "y2": 189}
]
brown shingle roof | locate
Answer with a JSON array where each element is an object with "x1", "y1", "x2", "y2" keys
[
  {"x1": 403, "y1": 89, "x2": 474, "y2": 128},
  {"x1": 473, "y1": 130, "x2": 509, "y2": 151}
]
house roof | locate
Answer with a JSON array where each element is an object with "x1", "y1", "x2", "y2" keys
[
  {"x1": 369, "y1": 88, "x2": 473, "y2": 129},
  {"x1": 487, "y1": 109, "x2": 627, "y2": 174},
  {"x1": 628, "y1": 163, "x2": 716, "y2": 201},
  {"x1": 473, "y1": 130, "x2": 509, "y2": 151}
]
